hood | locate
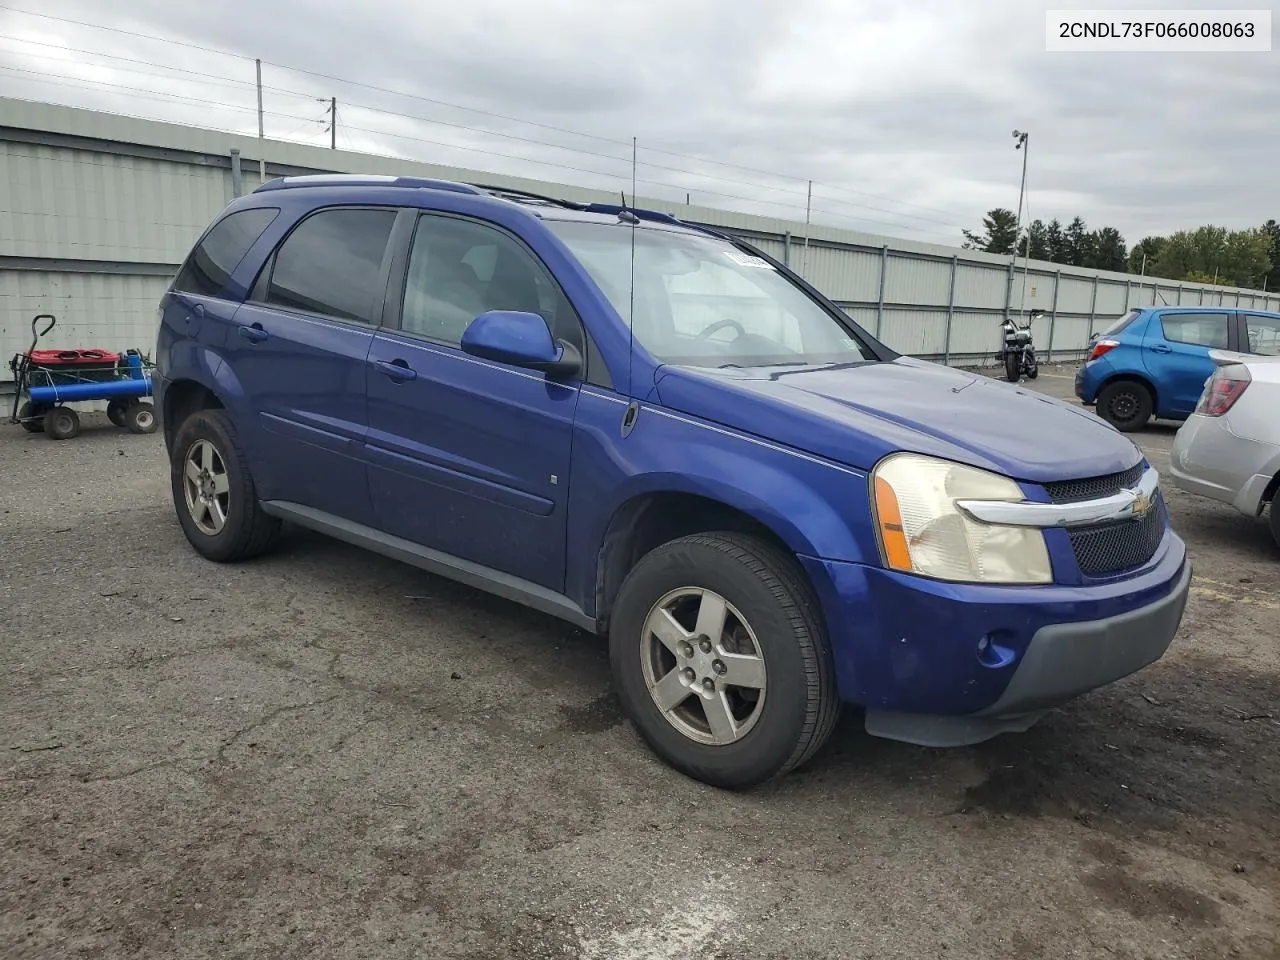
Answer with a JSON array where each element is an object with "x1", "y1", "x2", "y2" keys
[{"x1": 654, "y1": 357, "x2": 1141, "y2": 482}]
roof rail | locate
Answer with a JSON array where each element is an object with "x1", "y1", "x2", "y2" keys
[
  {"x1": 581, "y1": 203, "x2": 685, "y2": 228},
  {"x1": 253, "y1": 174, "x2": 484, "y2": 195},
  {"x1": 471, "y1": 184, "x2": 587, "y2": 210}
]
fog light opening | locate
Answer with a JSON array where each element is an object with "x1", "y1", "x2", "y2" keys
[{"x1": 977, "y1": 632, "x2": 1017, "y2": 669}]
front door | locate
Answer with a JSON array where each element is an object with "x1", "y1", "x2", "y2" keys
[
  {"x1": 365, "y1": 212, "x2": 582, "y2": 591},
  {"x1": 1146, "y1": 311, "x2": 1230, "y2": 417},
  {"x1": 221, "y1": 206, "x2": 398, "y2": 526}
]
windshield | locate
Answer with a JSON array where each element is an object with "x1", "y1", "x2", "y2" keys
[{"x1": 546, "y1": 220, "x2": 877, "y2": 368}]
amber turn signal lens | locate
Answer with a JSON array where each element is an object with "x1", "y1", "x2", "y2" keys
[{"x1": 874, "y1": 475, "x2": 913, "y2": 571}]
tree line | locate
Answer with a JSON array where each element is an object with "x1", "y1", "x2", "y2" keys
[{"x1": 962, "y1": 209, "x2": 1278, "y2": 291}]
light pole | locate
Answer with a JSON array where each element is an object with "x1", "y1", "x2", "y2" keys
[{"x1": 1005, "y1": 129, "x2": 1029, "y2": 321}]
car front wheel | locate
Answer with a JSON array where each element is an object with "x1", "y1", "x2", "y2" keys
[{"x1": 609, "y1": 533, "x2": 839, "y2": 789}]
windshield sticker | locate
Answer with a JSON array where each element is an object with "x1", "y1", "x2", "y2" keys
[{"x1": 723, "y1": 250, "x2": 775, "y2": 270}]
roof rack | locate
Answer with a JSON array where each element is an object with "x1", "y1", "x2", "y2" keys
[
  {"x1": 253, "y1": 174, "x2": 484, "y2": 195},
  {"x1": 471, "y1": 184, "x2": 587, "y2": 210}
]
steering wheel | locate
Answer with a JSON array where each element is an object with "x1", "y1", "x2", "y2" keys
[{"x1": 697, "y1": 318, "x2": 747, "y2": 342}]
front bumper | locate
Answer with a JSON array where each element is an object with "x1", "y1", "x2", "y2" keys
[{"x1": 799, "y1": 533, "x2": 1190, "y2": 747}]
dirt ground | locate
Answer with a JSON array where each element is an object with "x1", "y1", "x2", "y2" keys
[{"x1": 1, "y1": 368, "x2": 1277, "y2": 960}]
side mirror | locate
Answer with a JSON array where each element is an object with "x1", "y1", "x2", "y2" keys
[{"x1": 461, "y1": 310, "x2": 581, "y2": 378}]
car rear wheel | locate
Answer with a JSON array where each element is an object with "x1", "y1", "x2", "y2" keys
[
  {"x1": 170, "y1": 409, "x2": 281, "y2": 562},
  {"x1": 608, "y1": 532, "x2": 838, "y2": 789},
  {"x1": 1097, "y1": 380, "x2": 1153, "y2": 432}
]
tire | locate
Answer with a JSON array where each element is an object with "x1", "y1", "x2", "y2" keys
[
  {"x1": 609, "y1": 532, "x2": 839, "y2": 789},
  {"x1": 1004, "y1": 352, "x2": 1020, "y2": 382},
  {"x1": 1025, "y1": 349, "x2": 1039, "y2": 379},
  {"x1": 170, "y1": 408, "x2": 281, "y2": 562},
  {"x1": 43, "y1": 406, "x2": 80, "y2": 440},
  {"x1": 1097, "y1": 379, "x2": 1153, "y2": 432},
  {"x1": 1270, "y1": 499, "x2": 1280, "y2": 553},
  {"x1": 123, "y1": 400, "x2": 158, "y2": 435},
  {"x1": 107, "y1": 398, "x2": 128, "y2": 428},
  {"x1": 17, "y1": 400, "x2": 46, "y2": 433}
]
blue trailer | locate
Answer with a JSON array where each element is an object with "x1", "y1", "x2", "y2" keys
[{"x1": 7, "y1": 315, "x2": 158, "y2": 440}]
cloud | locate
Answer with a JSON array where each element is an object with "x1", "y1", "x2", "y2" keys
[{"x1": 0, "y1": 0, "x2": 1274, "y2": 248}]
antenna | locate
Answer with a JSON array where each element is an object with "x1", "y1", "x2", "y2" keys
[{"x1": 627, "y1": 136, "x2": 637, "y2": 400}]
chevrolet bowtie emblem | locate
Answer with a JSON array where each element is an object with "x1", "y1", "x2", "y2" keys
[{"x1": 1131, "y1": 490, "x2": 1152, "y2": 518}]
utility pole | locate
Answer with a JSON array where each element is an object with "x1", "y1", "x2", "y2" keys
[
  {"x1": 801, "y1": 180, "x2": 812, "y2": 275},
  {"x1": 1005, "y1": 129, "x2": 1029, "y2": 321},
  {"x1": 255, "y1": 58, "x2": 265, "y2": 183},
  {"x1": 329, "y1": 97, "x2": 337, "y2": 150}
]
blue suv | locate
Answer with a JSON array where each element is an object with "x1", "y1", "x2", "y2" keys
[
  {"x1": 155, "y1": 176, "x2": 1191, "y2": 788},
  {"x1": 1075, "y1": 305, "x2": 1280, "y2": 431}
]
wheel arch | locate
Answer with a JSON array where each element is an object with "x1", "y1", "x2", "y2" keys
[{"x1": 592, "y1": 489, "x2": 818, "y2": 636}]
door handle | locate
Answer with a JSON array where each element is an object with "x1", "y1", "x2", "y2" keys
[
  {"x1": 238, "y1": 322, "x2": 269, "y2": 343},
  {"x1": 374, "y1": 358, "x2": 417, "y2": 382},
  {"x1": 1149, "y1": 343, "x2": 1171, "y2": 353},
  {"x1": 193, "y1": 303, "x2": 205, "y2": 319}
]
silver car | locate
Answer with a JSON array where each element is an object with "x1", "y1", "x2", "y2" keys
[{"x1": 1170, "y1": 350, "x2": 1280, "y2": 550}]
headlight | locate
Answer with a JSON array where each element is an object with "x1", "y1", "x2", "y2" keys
[{"x1": 871, "y1": 453, "x2": 1051, "y2": 584}]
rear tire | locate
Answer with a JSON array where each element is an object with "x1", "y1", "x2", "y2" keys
[
  {"x1": 170, "y1": 408, "x2": 281, "y2": 562},
  {"x1": 43, "y1": 406, "x2": 80, "y2": 440},
  {"x1": 124, "y1": 400, "x2": 158, "y2": 435},
  {"x1": 1004, "y1": 352, "x2": 1020, "y2": 382},
  {"x1": 1025, "y1": 349, "x2": 1039, "y2": 379},
  {"x1": 1097, "y1": 380, "x2": 1153, "y2": 432},
  {"x1": 17, "y1": 400, "x2": 46, "y2": 433},
  {"x1": 608, "y1": 532, "x2": 838, "y2": 790},
  {"x1": 107, "y1": 398, "x2": 128, "y2": 428},
  {"x1": 1270, "y1": 499, "x2": 1280, "y2": 553}
]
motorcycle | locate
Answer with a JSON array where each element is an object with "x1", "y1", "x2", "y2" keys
[{"x1": 997, "y1": 309, "x2": 1040, "y2": 382}]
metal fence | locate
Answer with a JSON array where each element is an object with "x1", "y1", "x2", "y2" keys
[{"x1": 3, "y1": 97, "x2": 1278, "y2": 379}]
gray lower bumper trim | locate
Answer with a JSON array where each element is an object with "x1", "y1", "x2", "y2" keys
[{"x1": 863, "y1": 562, "x2": 1192, "y2": 748}]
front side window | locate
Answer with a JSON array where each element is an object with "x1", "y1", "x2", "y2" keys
[
  {"x1": 1159, "y1": 312, "x2": 1229, "y2": 349},
  {"x1": 173, "y1": 207, "x2": 279, "y2": 298},
  {"x1": 1244, "y1": 313, "x2": 1280, "y2": 356},
  {"x1": 265, "y1": 208, "x2": 396, "y2": 323},
  {"x1": 546, "y1": 220, "x2": 875, "y2": 368},
  {"x1": 400, "y1": 214, "x2": 580, "y2": 350}
]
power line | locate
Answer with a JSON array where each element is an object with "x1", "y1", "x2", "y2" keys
[{"x1": 0, "y1": 2, "x2": 976, "y2": 226}]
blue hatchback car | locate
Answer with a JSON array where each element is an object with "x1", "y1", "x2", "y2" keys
[
  {"x1": 155, "y1": 176, "x2": 1191, "y2": 788},
  {"x1": 1075, "y1": 305, "x2": 1280, "y2": 431}
]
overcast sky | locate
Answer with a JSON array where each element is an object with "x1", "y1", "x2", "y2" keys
[{"x1": 0, "y1": 0, "x2": 1276, "y2": 248}]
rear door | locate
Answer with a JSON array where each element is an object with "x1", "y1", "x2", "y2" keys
[
  {"x1": 364, "y1": 211, "x2": 583, "y2": 591},
  {"x1": 1146, "y1": 311, "x2": 1230, "y2": 416},
  {"x1": 1241, "y1": 312, "x2": 1280, "y2": 357},
  {"x1": 224, "y1": 205, "x2": 398, "y2": 526}
]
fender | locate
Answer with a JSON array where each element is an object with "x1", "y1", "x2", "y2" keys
[{"x1": 564, "y1": 390, "x2": 881, "y2": 615}]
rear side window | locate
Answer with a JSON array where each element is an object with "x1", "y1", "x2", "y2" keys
[
  {"x1": 265, "y1": 208, "x2": 397, "y2": 324},
  {"x1": 1244, "y1": 313, "x2": 1280, "y2": 356},
  {"x1": 173, "y1": 207, "x2": 279, "y2": 297},
  {"x1": 1098, "y1": 309, "x2": 1140, "y2": 337},
  {"x1": 1159, "y1": 312, "x2": 1229, "y2": 349}
]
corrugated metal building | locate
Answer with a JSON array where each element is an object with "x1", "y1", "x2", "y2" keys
[{"x1": 3, "y1": 97, "x2": 1277, "y2": 385}]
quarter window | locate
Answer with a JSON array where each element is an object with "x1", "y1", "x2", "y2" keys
[
  {"x1": 265, "y1": 208, "x2": 396, "y2": 324},
  {"x1": 1159, "y1": 312, "x2": 1229, "y2": 349},
  {"x1": 172, "y1": 207, "x2": 279, "y2": 297},
  {"x1": 400, "y1": 214, "x2": 581, "y2": 352},
  {"x1": 1244, "y1": 314, "x2": 1280, "y2": 356}
]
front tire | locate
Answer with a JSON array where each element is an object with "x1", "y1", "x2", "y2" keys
[
  {"x1": 1097, "y1": 379, "x2": 1153, "y2": 432},
  {"x1": 1004, "y1": 352, "x2": 1020, "y2": 382},
  {"x1": 1270, "y1": 499, "x2": 1279, "y2": 553},
  {"x1": 17, "y1": 400, "x2": 46, "y2": 433},
  {"x1": 43, "y1": 406, "x2": 80, "y2": 440},
  {"x1": 1024, "y1": 349, "x2": 1039, "y2": 380},
  {"x1": 170, "y1": 409, "x2": 281, "y2": 562},
  {"x1": 609, "y1": 533, "x2": 838, "y2": 789},
  {"x1": 124, "y1": 400, "x2": 158, "y2": 434}
]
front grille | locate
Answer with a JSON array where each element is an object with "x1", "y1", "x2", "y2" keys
[
  {"x1": 1044, "y1": 461, "x2": 1144, "y2": 504},
  {"x1": 1067, "y1": 493, "x2": 1166, "y2": 576}
]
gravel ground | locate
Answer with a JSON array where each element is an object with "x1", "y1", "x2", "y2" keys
[{"x1": 1, "y1": 369, "x2": 1277, "y2": 960}]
